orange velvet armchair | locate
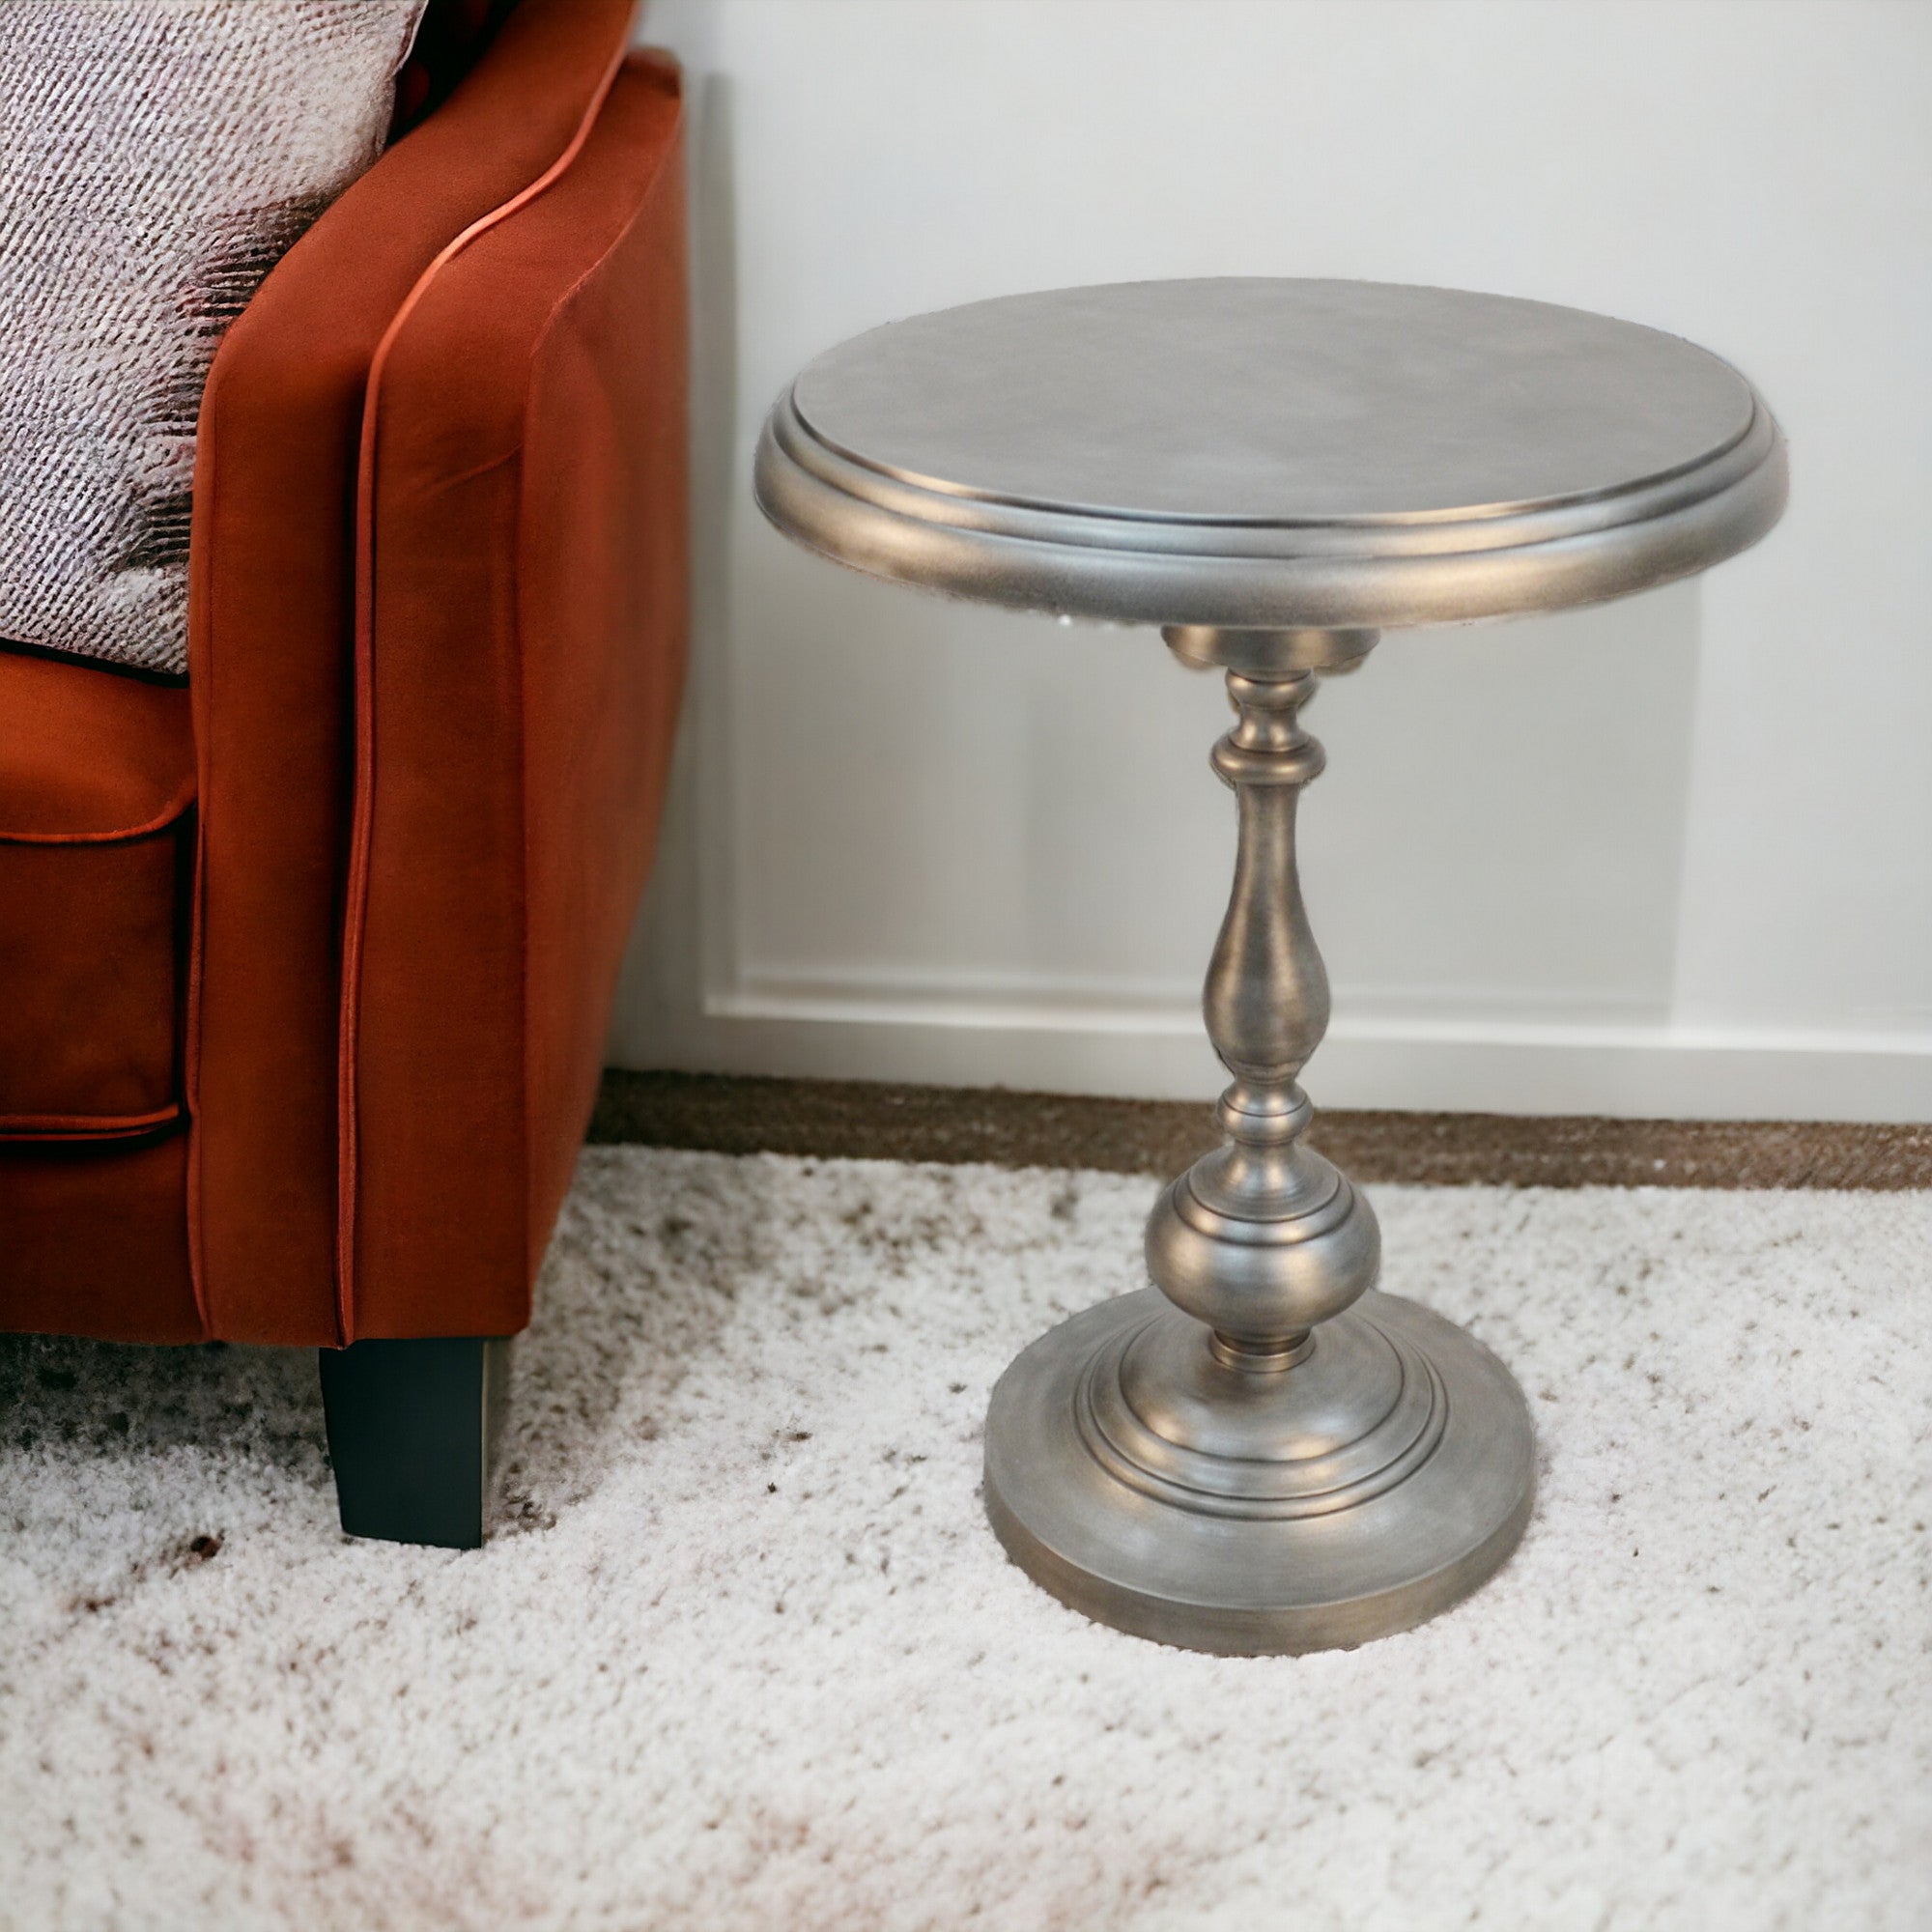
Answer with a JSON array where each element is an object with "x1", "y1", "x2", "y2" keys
[{"x1": 0, "y1": 0, "x2": 688, "y2": 1544}]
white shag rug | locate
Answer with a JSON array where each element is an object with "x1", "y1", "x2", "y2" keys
[{"x1": 3, "y1": 1150, "x2": 1928, "y2": 1932}]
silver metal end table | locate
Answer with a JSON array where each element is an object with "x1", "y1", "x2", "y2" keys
[{"x1": 755, "y1": 278, "x2": 1786, "y2": 1655}]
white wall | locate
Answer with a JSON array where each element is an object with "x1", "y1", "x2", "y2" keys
[{"x1": 615, "y1": 0, "x2": 1932, "y2": 1121}]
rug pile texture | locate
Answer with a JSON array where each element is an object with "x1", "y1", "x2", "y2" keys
[{"x1": 3, "y1": 1150, "x2": 1928, "y2": 1930}]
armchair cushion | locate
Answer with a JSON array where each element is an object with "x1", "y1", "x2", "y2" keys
[
  {"x1": 0, "y1": 652, "x2": 193, "y2": 1139},
  {"x1": 0, "y1": 0, "x2": 426, "y2": 675}
]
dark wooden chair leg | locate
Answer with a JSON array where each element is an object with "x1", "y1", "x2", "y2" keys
[{"x1": 318, "y1": 1336, "x2": 511, "y2": 1548}]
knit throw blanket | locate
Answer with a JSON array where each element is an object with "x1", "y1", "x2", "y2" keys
[{"x1": 0, "y1": 0, "x2": 427, "y2": 677}]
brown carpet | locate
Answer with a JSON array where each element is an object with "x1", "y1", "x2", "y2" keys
[{"x1": 590, "y1": 1071, "x2": 1931, "y2": 1190}]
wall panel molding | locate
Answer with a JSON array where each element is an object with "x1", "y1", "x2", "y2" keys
[{"x1": 628, "y1": 979, "x2": 1932, "y2": 1123}]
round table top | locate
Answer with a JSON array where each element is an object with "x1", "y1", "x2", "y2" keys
[{"x1": 754, "y1": 278, "x2": 1786, "y2": 633}]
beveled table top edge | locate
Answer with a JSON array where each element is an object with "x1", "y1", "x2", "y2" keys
[
  {"x1": 754, "y1": 404, "x2": 1787, "y2": 633},
  {"x1": 754, "y1": 277, "x2": 1789, "y2": 632}
]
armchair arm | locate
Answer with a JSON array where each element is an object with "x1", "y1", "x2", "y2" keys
[
  {"x1": 186, "y1": 0, "x2": 649, "y2": 1344},
  {"x1": 343, "y1": 53, "x2": 687, "y2": 1338}
]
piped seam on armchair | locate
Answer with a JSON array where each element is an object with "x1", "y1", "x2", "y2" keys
[
  {"x1": 0, "y1": 781, "x2": 196, "y2": 847},
  {"x1": 332, "y1": 27, "x2": 633, "y2": 1347}
]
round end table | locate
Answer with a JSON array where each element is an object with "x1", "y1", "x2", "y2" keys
[{"x1": 754, "y1": 278, "x2": 1786, "y2": 1656}]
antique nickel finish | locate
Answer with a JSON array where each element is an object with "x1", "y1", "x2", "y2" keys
[
  {"x1": 756, "y1": 279, "x2": 1786, "y2": 633},
  {"x1": 754, "y1": 279, "x2": 1787, "y2": 1654},
  {"x1": 983, "y1": 622, "x2": 1534, "y2": 1652}
]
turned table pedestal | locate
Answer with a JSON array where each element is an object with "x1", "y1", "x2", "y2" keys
[{"x1": 755, "y1": 278, "x2": 1786, "y2": 1654}]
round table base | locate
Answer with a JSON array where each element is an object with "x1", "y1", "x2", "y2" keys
[{"x1": 983, "y1": 1289, "x2": 1535, "y2": 1656}]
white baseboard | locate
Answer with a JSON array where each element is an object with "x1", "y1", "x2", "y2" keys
[{"x1": 615, "y1": 981, "x2": 1932, "y2": 1124}]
